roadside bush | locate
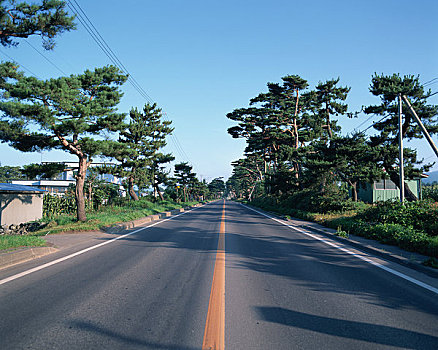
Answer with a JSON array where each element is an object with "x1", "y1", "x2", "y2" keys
[
  {"x1": 423, "y1": 185, "x2": 438, "y2": 202},
  {"x1": 43, "y1": 193, "x2": 77, "y2": 217},
  {"x1": 324, "y1": 217, "x2": 438, "y2": 257},
  {"x1": 248, "y1": 195, "x2": 438, "y2": 258},
  {"x1": 357, "y1": 200, "x2": 438, "y2": 236},
  {"x1": 251, "y1": 191, "x2": 368, "y2": 215}
]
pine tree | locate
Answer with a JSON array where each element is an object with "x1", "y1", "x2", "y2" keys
[
  {"x1": 306, "y1": 78, "x2": 350, "y2": 139},
  {"x1": 0, "y1": 63, "x2": 127, "y2": 221},
  {"x1": 305, "y1": 133, "x2": 383, "y2": 201},
  {"x1": 0, "y1": 0, "x2": 75, "y2": 49},
  {"x1": 107, "y1": 103, "x2": 174, "y2": 201},
  {"x1": 174, "y1": 162, "x2": 196, "y2": 202},
  {"x1": 364, "y1": 73, "x2": 438, "y2": 201}
]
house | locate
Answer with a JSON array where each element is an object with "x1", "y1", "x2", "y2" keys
[
  {"x1": 11, "y1": 161, "x2": 123, "y2": 195},
  {"x1": 356, "y1": 178, "x2": 423, "y2": 203},
  {"x1": 0, "y1": 183, "x2": 46, "y2": 226}
]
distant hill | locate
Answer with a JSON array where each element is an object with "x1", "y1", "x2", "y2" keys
[{"x1": 423, "y1": 170, "x2": 438, "y2": 184}]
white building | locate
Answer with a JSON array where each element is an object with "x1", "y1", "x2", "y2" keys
[{"x1": 11, "y1": 162, "x2": 123, "y2": 195}]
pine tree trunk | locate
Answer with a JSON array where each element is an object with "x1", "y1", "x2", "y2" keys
[
  {"x1": 351, "y1": 182, "x2": 358, "y2": 202},
  {"x1": 75, "y1": 157, "x2": 88, "y2": 222},
  {"x1": 155, "y1": 183, "x2": 164, "y2": 201},
  {"x1": 128, "y1": 175, "x2": 139, "y2": 201}
]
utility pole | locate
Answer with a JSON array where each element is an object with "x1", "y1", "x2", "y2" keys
[{"x1": 398, "y1": 94, "x2": 405, "y2": 203}]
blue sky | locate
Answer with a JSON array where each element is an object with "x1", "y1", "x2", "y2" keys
[{"x1": 0, "y1": 0, "x2": 437, "y2": 180}]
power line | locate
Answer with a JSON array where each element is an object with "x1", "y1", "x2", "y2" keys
[
  {"x1": 352, "y1": 113, "x2": 375, "y2": 132},
  {"x1": 0, "y1": 48, "x2": 40, "y2": 78},
  {"x1": 361, "y1": 115, "x2": 390, "y2": 133},
  {"x1": 25, "y1": 40, "x2": 67, "y2": 76},
  {"x1": 423, "y1": 77, "x2": 438, "y2": 87},
  {"x1": 66, "y1": 0, "x2": 193, "y2": 166}
]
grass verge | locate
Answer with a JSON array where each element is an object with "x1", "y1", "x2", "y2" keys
[
  {"x1": 32, "y1": 199, "x2": 199, "y2": 236},
  {"x1": 0, "y1": 199, "x2": 200, "y2": 251},
  {"x1": 244, "y1": 198, "x2": 438, "y2": 259},
  {"x1": 0, "y1": 235, "x2": 46, "y2": 251}
]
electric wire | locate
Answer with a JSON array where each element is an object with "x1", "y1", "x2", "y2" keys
[
  {"x1": 361, "y1": 115, "x2": 390, "y2": 133},
  {"x1": 352, "y1": 113, "x2": 375, "y2": 132},
  {"x1": 0, "y1": 48, "x2": 40, "y2": 78},
  {"x1": 25, "y1": 40, "x2": 67, "y2": 76},
  {"x1": 65, "y1": 0, "x2": 193, "y2": 166},
  {"x1": 423, "y1": 77, "x2": 438, "y2": 87}
]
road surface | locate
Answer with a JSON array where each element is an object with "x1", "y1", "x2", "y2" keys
[{"x1": 1, "y1": 200, "x2": 437, "y2": 349}]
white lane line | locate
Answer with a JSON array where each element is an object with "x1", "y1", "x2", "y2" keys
[
  {"x1": 0, "y1": 206, "x2": 204, "y2": 286},
  {"x1": 241, "y1": 203, "x2": 438, "y2": 295}
]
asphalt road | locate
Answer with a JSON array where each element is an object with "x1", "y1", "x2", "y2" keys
[{"x1": 1, "y1": 200, "x2": 438, "y2": 349}]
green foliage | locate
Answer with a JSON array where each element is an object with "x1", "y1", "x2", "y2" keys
[
  {"x1": 335, "y1": 227, "x2": 349, "y2": 238},
  {"x1": 208, "y1": 177, "x2": 225, "y2": 198},
  {"x1": 21, "y1": 162, "x2": 64, "y2": 179},
  {"x1": 105, "y1": 102, "x2": 174, "y2": 201},
  {"x1": 422, "y1": 257, "x2": 438, "y2": 269},
  {"x1": 0, "y1": 0, "x2": 76, "y2": 49},
  {"x1": 249, "y1": 195, "x2": 438, "y2": 257},
  {"x1": 357, "y1": 200, "x2": 438, "y2": 236},
  {"x1": 0, "y1": 235, "x2": 46, "y2": 250},
  {"x1": 0, "y1": 63, "x2": 128, "y2": 221},
  {"x1": 364, "y1": 74, "x2": 438, "y2": 201},
  {"x1": 423, "y1": 185, "x2": 438, "y2": 202},
  {"x1": 0, "y1": 165, "x2": 23, "y2": 182},
  {"x1": 333, "y1": 219, "x2": 438, "y2": 257},
  {"x1": 43, "y1": 191, "x2": 82, "y2": 217},
  {"x1": 34, "y1": 199, "x2": 199, "y2": 236},
  {"x1": 84, "y1": 176, "x2": 119, "y2": 210}
]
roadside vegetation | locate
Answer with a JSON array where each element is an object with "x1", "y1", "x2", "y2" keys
[
  {"x1": 0, "y1": 235, "x2": 46, "y2": 251},
  {"x1": 0, "y1": 4, "x2": 227, "y2": 250},
  {"x1": 226, "y1": 73, "x2": 438, "y2": 260},
  {"x1": 33, "y1": 197, "x2": 200, "y2": 236},
  {"x1": 246, "y1": 194, "x2": 438, "y2": 258}
]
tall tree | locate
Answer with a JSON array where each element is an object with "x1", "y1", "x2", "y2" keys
[
  {"x1": 304, "y1": 133, "x2": 383, "y2": 201},
  {"x1": 229, "y1": 154, "x2": 265, "y2": 200},
  {"x1": 0, "y1": 63, "x2": 127, "y2": 221},
  {"x1": 174, "y1": 162, "x2": 196, "y2": 202},
  {"x1": 151, "y1": 153, "x2": 174, "y2": 201},
  {"x1": 208, "y1": 177, "x2": 225, "y2": 199},
  {"x1": 306, "y1": 78, "x2": 350, "y2": 139},
  {"x1": 364, "y1": 73, "x2": 438, "y2": 201},
  {"x1": 142, "y1": 104, "x2": 174, "y2": 201},
  {"x1": 0, "y1": 0, "x2": 75, "y2": 49},
  {"x1": 107, "y1": 103, "x2": 174, "y2": 201}
]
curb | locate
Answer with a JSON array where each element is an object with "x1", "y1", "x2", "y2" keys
[
  {"x1": 102, "y1": 208, "x2": 186, "y2": 234},
  {"x1": 243, "y1": 204, "x2": 438, "y2": 279},
  {"x1": 298, "y1": 223, "x2": 438, "y2": 279},
  {"x1": 0, "y1": 203, "x2": 205, "y2": 270},
  {"x1": 0, "y1": 246, "x2": 58, "y2": 271}
]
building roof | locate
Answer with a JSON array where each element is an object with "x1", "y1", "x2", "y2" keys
[{"x1": 0, "y1": 183, "x2": 46, "y2": 193}]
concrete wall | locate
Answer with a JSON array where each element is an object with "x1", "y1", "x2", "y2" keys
[{"x1": 0, "y1": 193, "x2": 44, "y2": 226}]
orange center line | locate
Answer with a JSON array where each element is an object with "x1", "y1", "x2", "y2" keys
[{"x1": 202, "y1": 200, "x2": 226, "y2": 350}]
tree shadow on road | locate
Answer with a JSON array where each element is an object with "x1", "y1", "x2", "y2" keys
[{"x1": 255, "y1": 306, "x2": 438, "y2": 349}]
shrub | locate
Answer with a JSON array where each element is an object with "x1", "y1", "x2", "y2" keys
[
  {"x1": 357, "y1": 200, "x2": 438, "y2": 236},
  {"x1": 423, "y1": 185, "x2": 438, "y2": 202},
  {"x1": 43, "y1": 193, "x2": 78, "y2": 217}
]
